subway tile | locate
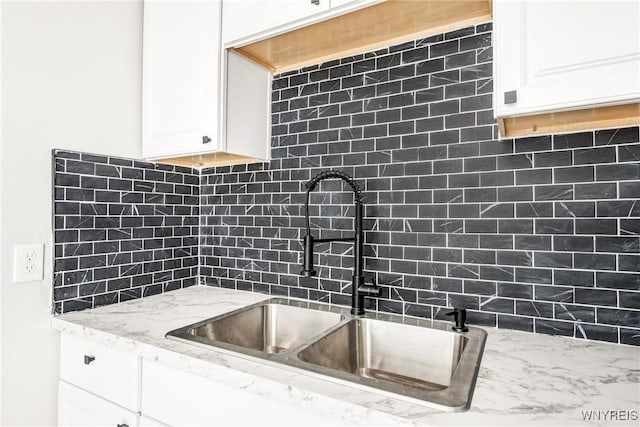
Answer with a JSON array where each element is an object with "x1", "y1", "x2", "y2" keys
[
  {"x1": 480, "y1": 297, "x2": 513, "y2": 314},
  {"x1": 576, "y1": 324, "x2": 619, "y2": 344},
  {"x1": 594, "y1": 127, "x2": 639, "y2": 145},
  {"x1": 575, "y1": 219, "x2": 617, "y2": 235},
  {"x1": 620, "y1": 328, "x2": 640, "y2": 346},
  {"x1": 574, "y1": 287, "x2": 617, "y2": 306},
  {"x1": 516, "y1": 169, "x2": 552, "y2": 185},
  {"x1": 515, "y1": 267, "x2": 552, "y2": 284},
  {"x1": 516, "y1": 300, "x2": 553, "y2": 318},
  {"x1": 459, "y1": 33, "x2": 491, "y2": 51},
  {"x1": 574, "y1": 253, "x2": 616, "y2": 271},
  {"x1": 498, "y1": 282, "x2": 532, "y2": 299},
  {"x1": 555, "y1": 201, "x2": 595, "y2": 218},
  {"x1": 535, "y1": 219, "x2": 574, "y2": 235},
  {"x1": 430, "y1": 70, "x2": 460, "y2": 87},
  {"x1": 516, "y1": 202, "x2": 553, "y2": 218},
  {"x1": 497, "y1": 154, "x2": 533, "y2": 170},
  {"x1": 534, "y1": 185, "x2": 573, "y2": 201},
  {"x1": 535, "y1": 285, "x2": 574, "y2": 303},
  {"x1": 553, "y1": 132, "x2": 593, "y2": 149},
  {"x1": 619, "y1": 291, "x2": 640, "y2": 309},
  {"x1": 575, "y1": 183, "x2": 617, "y2": 200},
  {"x1": 534, "y1": 151, "x2": 572, "y2": 168},
  {"x1": 573, "y1": 147, "x2": 616, "y2": 165},
  {"x1": 515, "y1": 235, "x2": 551, "y2": 251},
  {"x1": 618, "y1": 254, "x2": 640, "y2": 272},
  {"x1": 597, "y1": 308, "x2": 640, "y2": 327},
  {"x1": 534, "y1": 252, "x2": 572, "y2": 268},
  {"x1": 596, "y1": 163, "x2": 640, "y2": 181},
  {"x1": 596, "y1": 200, "x2": 640, "y2": 218},
  {"x1": 514, "y1": 135, "x2": 552, "y2": 153},
  {"x1": 596, "y1": 272, "x2": 640, "y2": 291},
  {"x1": 554, "y1": 166, "x2": 594, "y2": 183},
  {"x1": 619, "y1": 181, "x2": 640, "y2": 199},
  {"x1": 535, "y1": 319, "x2": 574, "y2": 337},
  {"x1": 618, "y1": 144, "x2": 640, "y2": 162},
  {"x1": 498, "y1": 315, "x2": 533, "y2": 332}
]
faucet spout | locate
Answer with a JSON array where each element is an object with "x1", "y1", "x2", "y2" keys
[{"x1": 300, "y1": 170, "x2": 380, "y2": 315}]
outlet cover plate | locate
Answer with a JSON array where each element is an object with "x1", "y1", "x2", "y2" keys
[{"x1": 13, "y1": 243, "x2": 44, "y2": 283}]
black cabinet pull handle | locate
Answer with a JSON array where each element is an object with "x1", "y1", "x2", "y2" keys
[
  {"x1": 504, "y1": 90, "x2": 517, "y2": 104},
  {"x1": 202, "y1": 135, "x2": 212, "y2": 144},
  {"x1": 117, "y1": 424, "x2": 129, "y2": 427},
  {"x1": 311, "y1": 0, "x2": 320, "y2": 5},
  {"x1": 83, "y1": 355, "x2": 95, "y2": 365}
]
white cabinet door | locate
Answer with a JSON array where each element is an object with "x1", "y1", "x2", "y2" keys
[
  {"x1": 58, "y1": 381, "x2": 138, "y2": 427},
  {"x1": 142, "y1": 0, "x2": 221, "y2": 158},
  {"x1": 141, "y1": 360, "x2": 340, "y2": 425},
  {"x1": 494, "y1": 0, "x2": 640, "y2": 117},
  {"x1": 224, "y1": 51, "x2": 271, "y2": 160},
  {"x1": 222, "y1": 0, "x2": 330, "y2": 45}
]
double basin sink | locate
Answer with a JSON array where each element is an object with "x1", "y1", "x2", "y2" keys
[{"x1": 166, "y1": 298, "x2": 487, "y2": 411}]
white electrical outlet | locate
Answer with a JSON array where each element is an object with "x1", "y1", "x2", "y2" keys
[{"x1": 13, "y1": 243, "x2": 45, "y2": 283}]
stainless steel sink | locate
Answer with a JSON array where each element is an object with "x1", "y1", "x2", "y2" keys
[
  {"x1": 167, "y1": 299, "x2": 344, "y2": 356},
  {"x1": 297, "y1": 318, "x2": 464, "y2": 391},
  {"x1": 294, "y1": 315, "x2": 486, "y2": 410},
  {"x1": 167, "y1": 298, "x2": 487, "y2": 411}
]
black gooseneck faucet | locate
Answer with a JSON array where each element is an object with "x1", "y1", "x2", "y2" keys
[{"x1": 300, "y1": 170, "x2": 381, "y2": 315}]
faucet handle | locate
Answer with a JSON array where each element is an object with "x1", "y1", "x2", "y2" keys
[
  {"x1": 446, "y1": 308, "x2": 468, "y2": 332},
  {"x1": 360, "y1": 275, "x2": 381, "y2": 295},
  {"x1": 358, "y1": 283, "x2": 381, "y2": 297}
]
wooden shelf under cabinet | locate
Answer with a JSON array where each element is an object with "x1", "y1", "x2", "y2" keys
[
  {"x1": 233, "y1": 0, "x2": 493, "y2": 73},
  {"x1": 498, "y1": 103, "x2": 640, "y2": 138},
  {"x1": 152, "y1": 151, "x2": 266, "y2": 168}
]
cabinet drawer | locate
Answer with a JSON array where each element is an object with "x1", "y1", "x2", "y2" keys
[
  {"x1": 58, "y1": 381, "x2": 138, "y2": 427},
  {"x1": 60, "y1": 334, "x2": 139, "y2": 410}
]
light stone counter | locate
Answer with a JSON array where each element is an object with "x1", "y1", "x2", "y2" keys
[{"x1": 52, "y1": 286, "x2": 640, "y2": 426}]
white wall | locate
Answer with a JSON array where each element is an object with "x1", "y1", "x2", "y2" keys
[{"x1": 1, "y1": 1, "x2": 143, "y2": 424}]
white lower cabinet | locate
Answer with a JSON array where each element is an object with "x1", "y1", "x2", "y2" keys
[
  {"x1": 58, "y1": 334, "x2": 141, "y2": 427},
  {"x1": 58, "y1": 381, "x2": 138, "y2": 427},
  {"x1": 58, "y1": 334, "x2": 339, "y2": 426},
  {"x1": 141, "y1": 360, "x2": 339, "y2": 426}
]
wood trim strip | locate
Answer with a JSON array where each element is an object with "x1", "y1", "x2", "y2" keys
[
  {"x1": 152, "y1": 152, "x2": 266, "y2": 168},
  {"x1": 230, "y1": 48, "x2": 277, "y2": 73},
  {"x1": 500, "y1": 103, "x2": 640, "y2": 138}
]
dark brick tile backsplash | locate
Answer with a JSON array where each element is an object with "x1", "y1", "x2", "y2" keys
[
  {"x1": 53, "y1": 23, "x2": 639, "y2": 346},
  {"x1": 198, "y1": 23, "x2": 639, "y2": 346},
  {"x1": 53, "y1": 150, "x2": 200, "y2": 313}
]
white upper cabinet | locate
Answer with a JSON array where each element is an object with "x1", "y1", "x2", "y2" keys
[
  {"x1": 222, "y1": 0, "x2": 330, "y2": 45},
  {"x1": 493, "y1": 0, "x2": 640, "y2": 117},
  {"x1": 224, "y1": 51, "x2": 271, "y2": 160},
  {"x1": 143, "y1": 0, "x2": 222, "y2": 159}
]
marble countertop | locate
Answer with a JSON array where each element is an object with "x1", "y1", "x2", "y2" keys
[{"x1": 52, "y1": 286, "x2": 640, "y2": 426}]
